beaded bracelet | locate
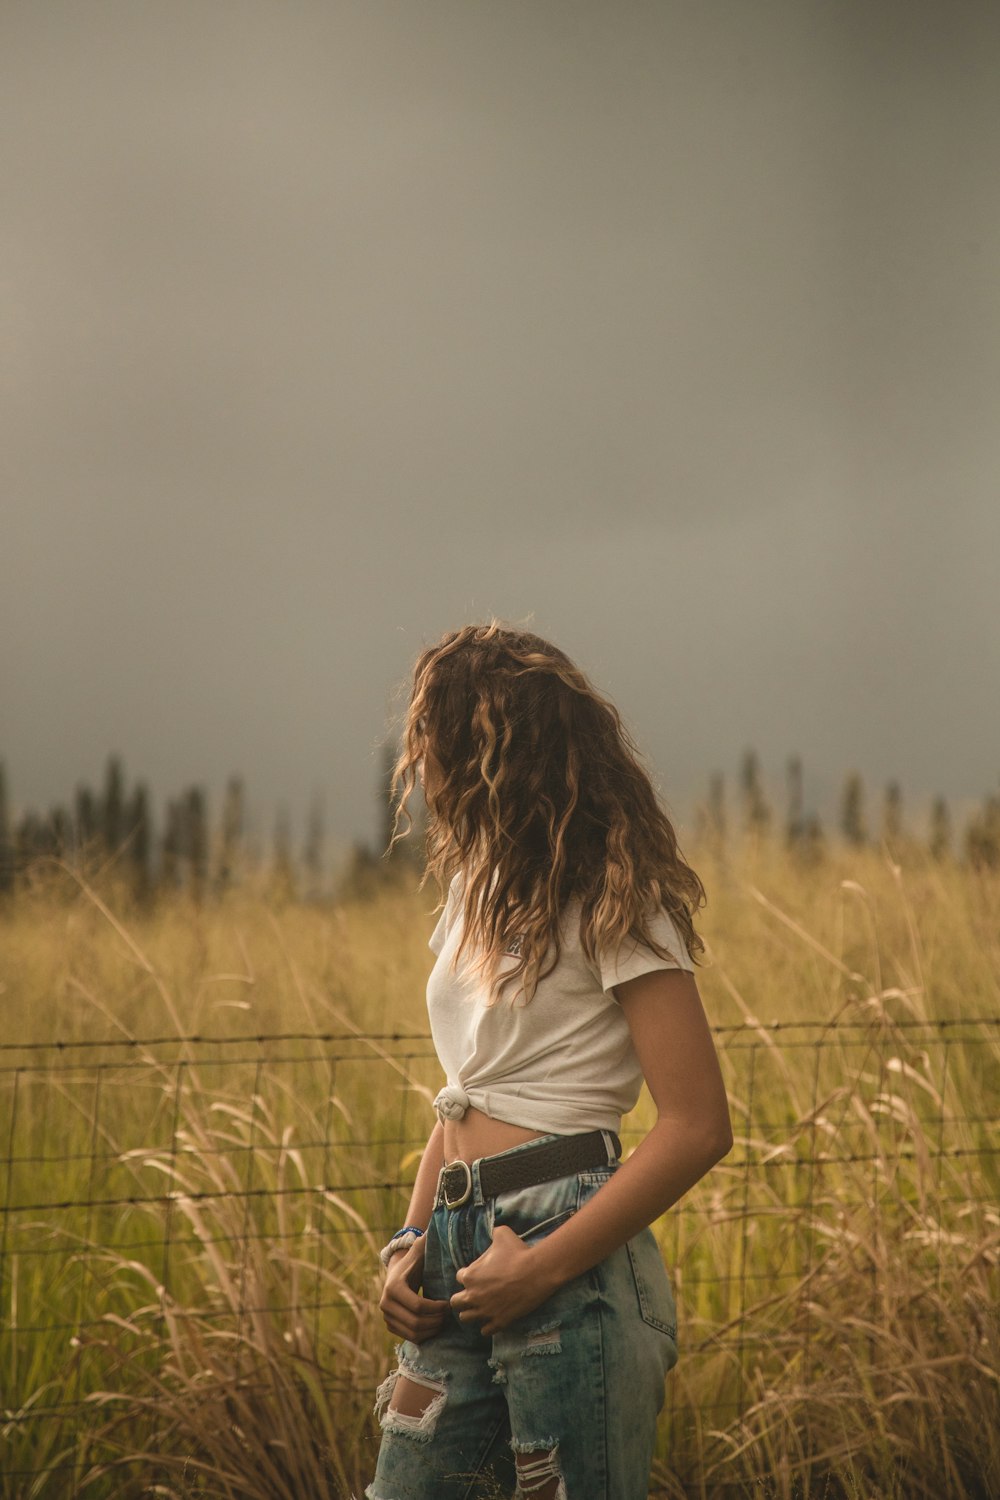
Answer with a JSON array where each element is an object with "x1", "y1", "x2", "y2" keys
[{"x1": 378, "y1": 1225, "x2": 425, "y2": 1269}]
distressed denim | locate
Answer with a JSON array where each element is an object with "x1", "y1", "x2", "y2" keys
[{"x1": 367, "y1": 1132, "x2": 679, "y2": 1500}]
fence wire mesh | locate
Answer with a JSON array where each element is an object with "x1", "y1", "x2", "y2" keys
[{"x1": 2, "y1": 1015, "x2": 998, "y2": 1495}]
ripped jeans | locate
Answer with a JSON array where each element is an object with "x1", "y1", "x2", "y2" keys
[{"x1": 367, "y1": 1132, "x2": 679, "y2": 1500}]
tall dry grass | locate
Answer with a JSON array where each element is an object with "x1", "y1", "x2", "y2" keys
[{"x1": 0, "y1": 833, "x2": 997, "y2": 1497}]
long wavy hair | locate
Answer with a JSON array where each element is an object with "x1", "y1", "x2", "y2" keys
[{"x1": 389, "y1": 621, "x2": 707, "y2": 1005}]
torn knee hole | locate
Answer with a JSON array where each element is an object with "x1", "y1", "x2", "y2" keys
[
  {"x1": 389, "y1": 1373, "x2": 446, "y2": 1419},
  {"x1": 513, "y1": 1442, "x2": 565, "y2": 1499},
  {"x1": 374, "y1": 1367, "x2": 448, "y2": 1441}
]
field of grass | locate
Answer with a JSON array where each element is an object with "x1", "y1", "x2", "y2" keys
[{"x1": 1, "y1": 833, "x2": 998, "y2": 1498}]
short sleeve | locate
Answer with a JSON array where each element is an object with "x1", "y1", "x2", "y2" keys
[
  {"x1": 595, "y1": 906, "x2": 695, "y2": 994},
  {"x1": 428, "y1": 876, "x2": 461, "y2": 956}
]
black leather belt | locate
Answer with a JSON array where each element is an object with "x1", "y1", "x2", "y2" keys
[{"x1": 434, "y1": 1128, "x2": 621, "y2": 1210}]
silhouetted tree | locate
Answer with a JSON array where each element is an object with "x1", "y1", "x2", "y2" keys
[
  {"x1": 218, "y1": 775, "x2": 245, "y2": 890},
  {"x1": 74, "y1": 784, "x2": 99, "y2": 865},
  {"x1": 126, "y1": 783, "x2": 152, "y2": 901},
  {"x1": 32, "y1": 810, "x2": 59, "y2": 859},
  {"x1": 929, "y1": 795, "x2": 951, "y2": 861},
  {"x1": 303, "y1": 792, "x2": 326, "y2": 900},
  {"x1": 0, "y1": 761, "x2": 14, "y2": 895},
  {"x1": 740, "y1": 749, "x2": 771, "y2": 836},
  {"x1": 48, "y1": 804, "x2": 72, "y2": 858},
  {"x1": 964, "y1": 786, "x2": 1000, "y2": 871},
  {"x1": 160, "y1": 798, "x2": 181, "y2": 890},
  {"x1": 841, "y1": 771, "x2": 867, "y2": 846},
  {"x1": 272, "y1": 804, "x2": 296, "y2": 901},
  {"x1": 340, "y1": 838, "x2": 380, "y2": 901},
  {"x1": 882, "y1": 780, "x2": 904, "y2": 853},
  {"x1": 185, "y1": 787, "x2": 209, "y2": 902},
  {"x1": 101, "y1": 755, "x2": 125, "y2": 859},
  {"x1": 785, "y1": 755, "x2": 804, "y2": 847}
]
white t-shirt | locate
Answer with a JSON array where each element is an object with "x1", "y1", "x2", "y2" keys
[{"x1": 426, "y1": 873, "x2": 696, "y2": 1134}]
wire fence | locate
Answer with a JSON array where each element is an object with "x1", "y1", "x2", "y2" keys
[{"x1": 2, "y1": 1015, "x2": 998, "y2": 1496}]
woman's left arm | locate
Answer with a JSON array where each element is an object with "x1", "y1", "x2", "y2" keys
[{"x1": 451, "y1": 969, "x2": 733, "y2": 1334}]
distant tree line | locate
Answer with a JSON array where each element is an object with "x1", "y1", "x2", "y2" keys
[
  {"x1": 0, "y1": 742, "x2": 422, "y2": 907},
  {"x1": 691, "y1": 748, "x2": 997, "y2": 870},
  {"x1": 0, "y1": 744, "x2": 998, "y2": 909}
]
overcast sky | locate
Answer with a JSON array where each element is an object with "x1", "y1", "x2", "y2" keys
[{"x1": 2, "y1": 0, "x2": 998, "y2": 865}]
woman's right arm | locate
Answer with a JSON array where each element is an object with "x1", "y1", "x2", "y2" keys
[
  {"x1": 402, "y1": 1118, "x2": 446, "y2": 1230},
  {"x1": 379, "y1": 1120, "x2": 450, "y2": 1342}
]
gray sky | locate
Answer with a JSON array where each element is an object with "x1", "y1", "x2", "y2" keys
[{"x1": 3, "y1": 0, "x2": 999, "y2": 864}]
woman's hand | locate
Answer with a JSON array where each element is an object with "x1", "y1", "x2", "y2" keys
[
  {"x1": 379, "y1": 1236, "x2": 450, "y2": 1343},
  {"x1": 450, "y1": 1226, "x2": 559, "y2": 1336}
]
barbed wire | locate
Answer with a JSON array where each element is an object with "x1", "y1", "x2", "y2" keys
[
  {"x1": 1, "y1": 1014, "x2": 997, "y2": 1053},
  {"x1": 2, "y1": 1022, "x2": 997, "y2": 1492}
]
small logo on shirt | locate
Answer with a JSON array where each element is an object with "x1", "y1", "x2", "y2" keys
[{"x1": 504, "y1": 933, "x2": 523, "y2": 957}]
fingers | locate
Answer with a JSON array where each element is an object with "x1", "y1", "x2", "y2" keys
[
  {"x1": 382, "y1": 1307, "x2": 449, "y2": 1342},
  {"x1": 380, "y1": 1259, "x2": 451, "y2": 1342},
  {"x1": 449, "y1": 1290, "x2": 482, "y2": 1327},
  {"x1": 380, "y1": 1291, "x2": 450, "y2": 1342},
  {"x1": 384, "y1": 1289, "x2": 451, "y2": 1322},
  {"x1": 380, "y1": 1297, "x2": 448, "y2": 1338},
  {"x1": 385, "y1": 1261, "x2": 449, "y2": 1313}
]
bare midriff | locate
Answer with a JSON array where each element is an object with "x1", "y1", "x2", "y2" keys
[{"x1": 443, "y1": 1104, "x2": 547, "y2": 1166}]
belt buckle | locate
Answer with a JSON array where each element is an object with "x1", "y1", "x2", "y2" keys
[{"x1": 442, "y1": 1159, "x2": 473, "y2": 1209}]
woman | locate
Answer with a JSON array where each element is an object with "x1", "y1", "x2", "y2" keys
[{"x1": 367, "y1": 622, "x2": 732, "y2": 1500}]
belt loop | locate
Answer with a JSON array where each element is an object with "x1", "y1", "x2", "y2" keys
[{"x1": 602, "y1": 1128, "x2": 618, "y2": 1165}]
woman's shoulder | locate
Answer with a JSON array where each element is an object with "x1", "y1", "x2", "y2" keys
[{"x1": 559, "y1": 893, "x2": 695, "y2": 989}]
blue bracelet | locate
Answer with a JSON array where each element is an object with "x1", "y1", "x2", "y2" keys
[
  {"x1": 379, "y1": 1225, "x2": 425, "y2": 1268},
  {"x1": 391, "y1": 1225, "x2": 425, "y2": 1243}
]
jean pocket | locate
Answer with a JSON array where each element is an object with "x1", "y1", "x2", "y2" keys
[
  {"x1": 490, "y1": 1172, "x2": 581, "y2": 1245},
  {"x1": 626, "y1": 1228, "x2": 679, "y2": 1346}
]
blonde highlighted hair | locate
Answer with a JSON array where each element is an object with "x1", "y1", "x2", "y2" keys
[{"x1": 389, "y1": 621, "x2": 706, "y2": 1004}]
